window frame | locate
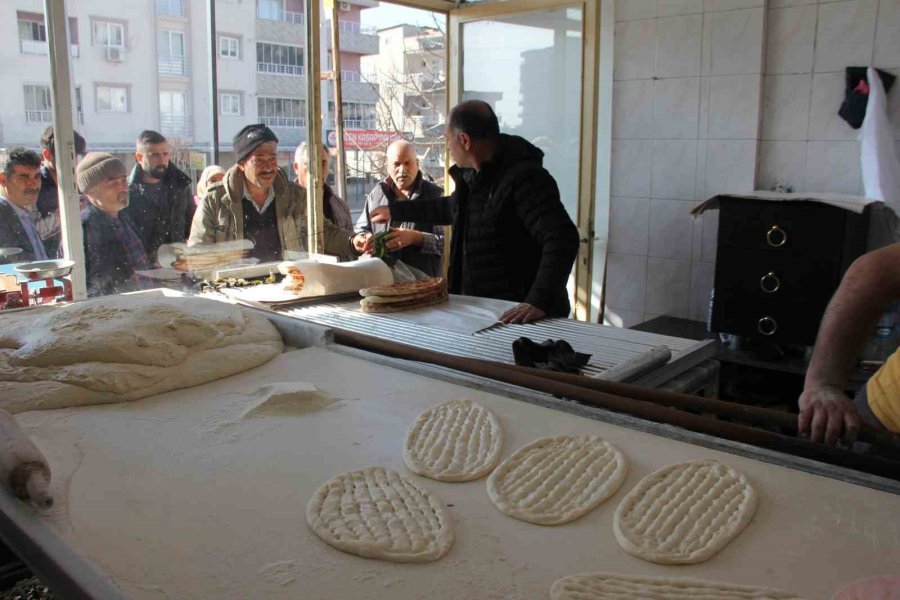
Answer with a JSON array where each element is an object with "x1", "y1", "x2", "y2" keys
[
  {"x1": 219, "y1": 92, "x2": 242, "y2": 116},
  {"x1": 218, "y1": 35, "x2": 240, "y2": 59},
  {"x1": 92, "y1": 19, "x2": 125, "y2": 49},
  {"x1": 95, "y1": 84, "x2": 129, "y2": 113},
  {"x1": 23, "y1": 84, "x2": 53, "y2": 123}
]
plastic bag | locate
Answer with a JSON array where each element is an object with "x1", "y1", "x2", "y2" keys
[{"x1": 390, "y1": 260, "x2": 430, "y2": 283}]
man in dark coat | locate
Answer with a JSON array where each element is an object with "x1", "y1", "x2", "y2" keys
[
  {"x1": 370, "y1": 100, "x2": 579, "y2": 323},
  {"x1": 122, "y1": 130, "x2": 195, "y2": 264},
  {"x1": 36, "y1": 126, "x2": 87, "y2": 258},
  {"x1": 77, "y1": 153, "x2": 150, "y2": 297},
  {"x1": 352, "y1": 140, "x2": 444, "y2": 277},
  {"x1": 0, "y1": 148, "x2": 47, "y2": 263}
]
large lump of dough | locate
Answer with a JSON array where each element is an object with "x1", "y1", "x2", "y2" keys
[{"x1": 0, "y1": 295, "x2": 283, "y2": 413}]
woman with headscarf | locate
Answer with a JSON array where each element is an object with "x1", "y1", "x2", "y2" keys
[{"x1": 195, "y1": 165, "x2": 225, "y2": 206}]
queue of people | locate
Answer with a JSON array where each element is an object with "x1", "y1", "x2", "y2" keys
[{"x1": 1, "y1": 102, "x2": 579, "y2": 327}]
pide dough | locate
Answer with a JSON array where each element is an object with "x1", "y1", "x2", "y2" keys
[
  {"x1": 613, "y1": 460, "x2": 758, "y2": 565},
  {"x1": 550, "y1": 572, "x2": 805, "y2": 600},
  {"x1": 486, "y1": 435, "x2": 627, "y2": 525},
  {"x1": 0, "y1": 295, "x2": 283, "y2": 413},
  {"x1": 306, "y1": 466, "x2": 454, "y2": 563},
  {"x1": 404, "y1": 399, "x2": 503, "y2": 482}
]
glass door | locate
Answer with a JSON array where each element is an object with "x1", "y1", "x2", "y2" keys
[{"x1": 449, "y1": 1, "x2": 598, "y2": 320}]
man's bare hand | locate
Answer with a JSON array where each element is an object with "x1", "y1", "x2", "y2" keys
[
  {"x1": 352, "y1": 232, "x2": 373, "y2": 255},
  {"x1": 370, "y1": 206, "x2": 391, "y2": 224},
  {"x1": 384, "y1": 227, "x2": 423, "y2": 251},
  {"x1": 798, "y1": 384, "x2": 862, "y2": 446},
  {"x1": 499, "y1": 303, "x2": 546, "y2": 324}
]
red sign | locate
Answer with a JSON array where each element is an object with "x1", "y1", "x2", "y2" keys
[{"x1": 326, "y1": 129, "x2": 404, "y2": 151}]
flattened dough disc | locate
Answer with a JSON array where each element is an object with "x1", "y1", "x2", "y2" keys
[
  {"x1": 306, "y1": 466, "x2": 454, "y2": 563},
  {"x1": 613, "y1": 460, "x2": 758, "y2": 565},
  {"x1": 550, "y1": 572, "x2": 805, "y2": 600},
  {"x1": 486, "y1": 435, "x2": 627, "y2": 525},
  {"x1": 404, "y1": 399, "x2": 503, "y2": 482}
]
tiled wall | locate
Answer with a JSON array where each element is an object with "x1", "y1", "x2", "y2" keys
[{"x1": 606, "y1": 0, "x2": 900, "y2": 329}]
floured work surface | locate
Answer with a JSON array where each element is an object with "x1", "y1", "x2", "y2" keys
[{"x1": 16, "y1": 347, "x2": 900, "y2": 600}]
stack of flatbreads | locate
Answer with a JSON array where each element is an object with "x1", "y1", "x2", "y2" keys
[{"x1": 359, "y1": 277, "x2": 448, "y2": 313}]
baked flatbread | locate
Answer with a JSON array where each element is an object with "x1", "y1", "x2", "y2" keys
[
  {"x1": 361, "y1": 289, "x2": 439, "y2": 305},
  {"x1": 360, "y1": 293, "x2": 448, "y2": 313},
  {"x1": 613, "y1": 460, "x2": 757, "y2": 564},
  {"x1": 306, "y1": 466, "x2": 454, "y2": 563},
  {"x1": 404, "y1": 399, "x2": 503, "y2": 482},
  {"x1": 550, "y1": 572, "x2": 804, "y2": 600},
  {"x1": 360, "y1": 277, "x2": 444, "y2": 298}
]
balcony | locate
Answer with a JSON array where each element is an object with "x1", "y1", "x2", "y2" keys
[
  {"x1": 158, "y1": 54, "x2": 187, "y2": 76},
  {"x1": 257, "y1": 62, "x2": 304, "y2": 76},
  {"x1": 257, "y1": 6, "x2": 303, "y2": 24},
  {"x1": 333, "y1": 21, "x2": 378, "y2": 55},
  {"x1": 19, "y1": 40, "x2": 80, "y2": 57},
  {"x1": 160, "y1": 114, "x2": 190, "y2": 138},
  {"x1": 260, "y1": 116, "x2": 306, "y2": 128},
  {"x1": 155, "y1": 0, "x2": 186, "y2": 17}
]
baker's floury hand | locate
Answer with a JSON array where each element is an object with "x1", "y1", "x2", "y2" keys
[
  {"x1": 499, "y1": 303, "x2": 546, "y2": 325},
  {"x1": 798, "y1": 384, "x2": 861, "y2": 446},
  {"x1": 370, "y1": 206, "x2": 391, "y2": 224}
]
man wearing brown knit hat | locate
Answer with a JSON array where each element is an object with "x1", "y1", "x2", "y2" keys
[
  {"x1": 188, "y1": 123, "x2": 351, "y2": 261},
  {"x1": 77, "y1": 152, "x2": 151, "y2": 297}
]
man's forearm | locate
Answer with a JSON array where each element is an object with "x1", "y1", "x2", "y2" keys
[{"x1": 805, "y1": 248, "x2": 899, "y2": 389}]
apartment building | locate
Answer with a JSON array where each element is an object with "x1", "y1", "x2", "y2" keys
[
  {"x1": 362, "y1": 24, "x2": 446, "y2": 179},
  {"x1": 0, "y1": 0, "x2": 380, "y2": 177}
]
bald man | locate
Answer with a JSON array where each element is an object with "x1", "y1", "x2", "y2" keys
[{"x1": 352, "y1": 140, "x2": 444, "y2": 277}]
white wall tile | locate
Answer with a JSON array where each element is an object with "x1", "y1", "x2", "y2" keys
[
  {"x1": 757, "y1": 140, "x2": 808, "y2": 191},
  {"x1": 708, "y1": 8, "x2": 765, "y2": 75},
  {"x1": 609, "y1": 197, "x2": 650, "y2": 255},
  {"x1": 761, "y1": 74, "x2": 812, "y2": 141},
  {"x1": 803, "y1": 140, "x2": 862, "y2": 195},
  {"x1": 655, "y1": 15, "x2": 703, "y2": 77},
  {"x1": 613, "y1": 80, "x2": 654, "y2": 139},
  {"x1": 765, "y1": 5, "x2": 817, "y2": 75},
  {"x1": 616, "y1": 0, "x2": 655, "y2": 21},
  {"x1": 652, "y1": 77, "x2": 701, "y2": 139},
  {"x1": 874, "y1": 0, "x2": 900, "y2": 69},
  {"x1": 645, "y1": 258, "x2": 691, "y2": 317},
  {"x1": 656, "y1": 0, "x2": 704, "y2": 17},
  {"x1": 651, "y1": 140, "x2": 698, "y2": 199},
  {"x1": 704, "y1": 0, "x2": 764, "y2": 11},
  {"x1": 697, "y1": 77, "x2": 711, "y2": 139},
  {"x1": 808, "y1": 72, "x2": 858, "y2": 141},
  {"x1": 649, "y1": 198, "x2": 696, "y2": 259},
  {"x1": 611, "y1": 140, "x2": 653, "y2": 197},
  {"x1": 615, "y1": 19, "x2": 657, "y2": 80},
  {"x1": 689, "y1": 261, "x2": 716, "y2": 321},
  {"x1": 769, "y1": 0, "x2": 816, "y2": 7},
  {"x1": 813, "y1": 0, "x2": 878, "y2": 74},
  {"x1": 707, "y1": 74, "x2": 762, "y2": 139},
  {"x1": 606, "y1": 253, "x2": 648, "y2": 312},
  {"x1": 701, "y1": 211, "x2": 719, "y2": 262},
  {"x1": 695, "y1": 140, "x2": 709, "y2": 201},
  {"x1": 704, "y1": 140, "x2": 758, "y2": 197},
  {"x1": 604, "y1": 308, "x2": 647, "y2": 328}
]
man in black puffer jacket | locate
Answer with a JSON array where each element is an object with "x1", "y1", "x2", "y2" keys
[{"x1": 371, "y1": 100, "x2": 579, "y2": 323}]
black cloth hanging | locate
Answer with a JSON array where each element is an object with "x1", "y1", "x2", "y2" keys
[
  {"x1": 838, "y1": 67, "x2": 896, "y2": 129},
  {"x1": 512, "y1": 337, "x2": 591, "y2": 375}
]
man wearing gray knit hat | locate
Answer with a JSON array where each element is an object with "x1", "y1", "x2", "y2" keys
[
  {"x1": 188, "y1": 124, "x2": 352, "y2": 261},
  {"x1": 77, "y1": 152, "x2": 151, "y2": 297}
]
